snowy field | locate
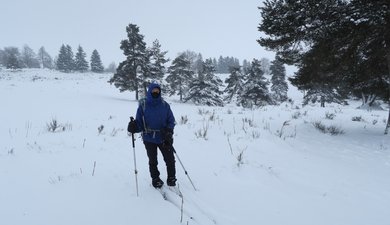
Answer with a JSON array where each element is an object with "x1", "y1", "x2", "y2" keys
[{"x1": 1, "y1": 69, "x2": 390, "y2": 225}]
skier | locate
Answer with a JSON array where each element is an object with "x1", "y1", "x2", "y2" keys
[{"x1": 127, "y1": 82, "x2": 177, "y2": 188}]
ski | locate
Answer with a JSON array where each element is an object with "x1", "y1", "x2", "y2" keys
[
  {"x1": 166, "y1": 185, "x2": 183, "y2": 198},
  {"x1": 155, "y1": 185, "x2": 195, "y2": 222},
  {"x1": 156, "y1": 186, "x2": 168, "y2": 200}
]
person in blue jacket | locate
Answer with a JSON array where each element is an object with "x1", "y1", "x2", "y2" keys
[{"x1": 127, "y1": 82, "x2": 176, "y2": 188}]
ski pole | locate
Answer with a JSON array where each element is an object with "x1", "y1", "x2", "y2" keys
[
  {"x1": 171, "y1": 146, "x2": 197, "y2": 191},
  {"x1": 130, "y1": 117, "x2": 139, "y2": 196}
]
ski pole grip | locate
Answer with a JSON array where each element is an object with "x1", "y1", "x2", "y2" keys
[{"x1": 130, "y1": 116, "x2": 135, "y2": 147}]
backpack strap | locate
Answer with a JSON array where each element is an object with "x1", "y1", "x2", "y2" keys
[{"x1": 138, "y1": 98, "x2": 166, "y2": 135}]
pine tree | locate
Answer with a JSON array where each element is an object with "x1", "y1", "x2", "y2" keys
[
  {"x1": 289, "y1": 40, "x2": 346, "y2": 107},
  {"x1": 90, "y1": 49, "x2": 104, "y2": 73},
  {"x1": 146, "y1": 39, "x2": 169, "y2": 84},
  {"x1": 193, "y1": 53, "x2": 204, "y2": 74},
  {"x1": 184, "y1": 59, "x2": 224, "y2": 106},
  {"x1": 258, "y1": 0, "x2": 390, "y2": 133},
  {"x1": 109, "y1": 24, "x2": 147, "y2": 100},
  {"x1": 38, "y1": 47, "x2": 54, "y2": 69},
  {"x1": 56, "y1": 44, "x2": 74, "y2": 72},
  {"x1": 56, "y1": 45, "x2": 68, "y2": 72},
  {"x1": 260, "y1": 57, "x2": 271, "y2": 75},
  {"x1": 242, "y1": 60, "x2": 251, "y2": 74},
  {"x1": 224, "y1": 66, "x2": 244, "y2": 103},
  {"x1": 105, "y1": 62, "x2": 117, "y2": 73},
  {"x1": 75, "y1": 45, "x2": 89, "y2": 72},
  {"x1": 65, "y1": 45, "x2": 75, "y2": 71},
  {"x1": 3, "y1": 47, "x2": 22, "y2": 69},
  {"x1": 166, "y1": 53, "x2": 194, "y2": 101},
  {"x1": 0, "y1": 49, "x2": 5, "y2": 67},
  {"x1": 270, "y1": 57, "x2": 288, "y2": 103},
  {"x1": 21, "y1": 45, "x2": 40, "y2": 68},
  {"x1": 239, "y1": 59, "x2": 272, "y2": 108}
]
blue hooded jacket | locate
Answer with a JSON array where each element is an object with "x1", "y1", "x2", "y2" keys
[{"x1": 134, "y1": 82, "x2": 175, "y2": 144}]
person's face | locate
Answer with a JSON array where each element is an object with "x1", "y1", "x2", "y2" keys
[{"x1": 151, "y1": 87, "x2": 160, "y2": 98}]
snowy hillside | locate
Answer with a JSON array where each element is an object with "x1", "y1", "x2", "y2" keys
[{"x1": 1, "y1": 69, "x2": 390, "y2": 225}]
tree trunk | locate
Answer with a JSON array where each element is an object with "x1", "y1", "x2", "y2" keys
[
  {"x1": 320, "y1": 96, "x2": 325, "y2": 107},
  {"x1": 385, "y1": 49, "x2": 390, "y2": 134},
  {"x1": 360, "y1": 93, "x2": 377, "y2": 109},
  {"x1": 143, "y1": 81, "x2": 147, "y2": 98}
]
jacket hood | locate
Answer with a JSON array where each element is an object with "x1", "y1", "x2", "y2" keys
[{"x1": 146, "y1": 82, "x2": 162, "y2": 103}]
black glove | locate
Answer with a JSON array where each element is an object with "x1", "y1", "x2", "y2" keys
[
  {"x1": 127, "y1": 120, "x2": 137, "y2": 133},
  {"x1": 162, "y1": 128, "x2": 174, "y2": 147}
]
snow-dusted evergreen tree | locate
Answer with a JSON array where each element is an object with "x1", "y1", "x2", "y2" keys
[
  {"x1": 0, "y1": 49, "x2": 5, "y2": 67},
  {"x1": 21, "y1": 45, "x2": 40, "y2": 68},
  {"x1": 90, "y1": 49, "x2": 104, "y2": 73},
  {"x1": 109, "y1": 24, "x2": 147, "y2": 100},
  {"x1": 56, "y1": 45, "x2": 67, "y2": 72},
  {"x1": 105, "y1": 62, "x2": 117, "y2": 73},
  {"x1": 242, "y1": 59, "x2": 251, "y2": 74},
  {"x1": 260, "y1": 57, "x2": 271, "y2": 75},
  {"x1": 270, "y1": 57, "x2": 288, "y2": 103},
  {"x1": 224, "y1": 66, "x2": 245, "y2": 103},
  {"x1": 38, "y1": 47, "x2": 53, "y2": 69},
  {"x1": 193, "y1": 53, "x2": 204, "y2": 74},
  {"x1": 65, "y1": 45, "x2": 75, "y2": 71},
  {"x1": 216, "y1": 56, "x2": 240, "y2": 74},
  {"x1": 146, "y1": 39, "x2": 169, "y2": 84},
  {"x1": 184, "y1": 59, "x2": 224, "y2": 106},
  {"x1": 3, "y1": 47, "x2": 22, "y2": 69},
  {"x1": 56, "y1": 44, "x2": 74, "y2": 72},
  {"x1": 239, "y1": 59, "x2": 272, "y2": 108},
  {"x1": 166, "y1": 53, "x2": 194, "y2": 101},
  {"x1": 74, "y1": 45, "x2": 89, "y2": 72}
]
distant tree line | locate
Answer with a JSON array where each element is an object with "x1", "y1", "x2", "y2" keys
[
  {"x1": 109, "y1": 23, "x2": 288, "y2": 108},
  {"x1": 0, "y1": 44, "x2": 116, "y2": 73}
]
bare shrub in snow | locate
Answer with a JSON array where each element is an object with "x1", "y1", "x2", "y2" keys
[
  {"x1": 352, "y1": 116, "x2": 363, "y2": 122},
  {"x1": 197, "y1": 108, "x2": 210, "y2": 116},
  {"x1": 111, "y1": 128, "x2": 121, "y2": 137},
  {"x1": 312, "y1": 121, "x2": 344, "y2": 135},
  {"x1": 179, "y1": 115, "x2": 188, "y2": 124},
  {"x1": 277, "y1": 120, "x2": 290, "y2": 138},
  {"x1": 292, "y1": 111, "x2": 301, "y2": 119},
  {"x1": 235, "y1": 146, "x2": 247, "y2": 167},
  {"x1": 47, "y1": 119, "x2": 69, "y2": 132},
  {"x1": 325, "y1": 112, "x2": 336, "y2": 120},
  {"x1": 327, "y1": 125, "x2": 345, "y2": 135},
  {"x1": 251, "y1": 130, "x2": 261, "y2": 139},
  {"x1": 209, "y1": 110, "x2": 216, "y2": 121},
  {"x1": 98, "y1": 125, "x2": 104, "y2": 134},
  {"x1": 313, "y1": 121, "x2": 327, "y2": 133},
  {"x1": 195, "y1": 122, "x2": 209, "y2": 140}
]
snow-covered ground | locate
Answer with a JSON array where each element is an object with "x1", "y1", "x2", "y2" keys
[{"x1": 1, "y1": 69, "x2": 389, "y2": 225}]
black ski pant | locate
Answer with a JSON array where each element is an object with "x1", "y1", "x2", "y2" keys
[{"x1": 144, "y1": 141, "x2": 176, "y2": 180}]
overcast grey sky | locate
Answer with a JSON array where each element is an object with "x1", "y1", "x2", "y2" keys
[{"x1": 1, "y1": 0, "x2": 275, "y2": 67}]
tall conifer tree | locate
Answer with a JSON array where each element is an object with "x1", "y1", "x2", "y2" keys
[
  {"x1": 270, "y1": 57, "x2": 288, "y2": 103},
  {"x1": 75, "y1": 45, "x2": 89, "y2": 72},
  {"x1": 90, "y1": 49, "x2": 104, "y2": 73},
  {"x1": 109, "y1": 24, "x2": 147, "y2": 100},
  {"x1": 166, "y1": 53, "x2": 194, "y2": 101},
  {"x1": 184, "y1": 59, "x2": 224, "y2": 106}
]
